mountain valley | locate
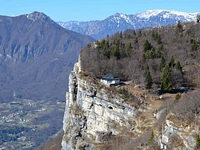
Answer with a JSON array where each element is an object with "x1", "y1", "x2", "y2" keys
[
  {"x1": 0, "y1": 11, "x2": 94, "y2": 149},
  {"x1": 1, "y1": 9, "x2": 200, "y2": 150}
]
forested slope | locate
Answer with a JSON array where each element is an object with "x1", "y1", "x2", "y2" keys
[{"x1": 81, "y1": 21, "x2": 200, "y2": 91}]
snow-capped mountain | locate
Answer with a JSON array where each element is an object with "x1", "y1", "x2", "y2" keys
[{"x1": 58, "y1": 10, "x2": 199, "y2": 39}]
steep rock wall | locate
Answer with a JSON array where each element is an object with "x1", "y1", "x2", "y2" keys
[
  {"x1": 61, "y1": 61, "x2": 200, "y2": 150},
  {"x1": 158, "y1": 112, "x2": 198, "y2": 150},
  {"x1": 61, "y1": 62, "x2": 137, "y2": 150}
]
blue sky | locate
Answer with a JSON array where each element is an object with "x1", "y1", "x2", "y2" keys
[{"x1": 0, "y1": 0, "x2": 199, "y2": 22}]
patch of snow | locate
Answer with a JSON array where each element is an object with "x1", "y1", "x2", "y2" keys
[
  {"x1": 6, "y1": 55, "x2": 11, "y2": 58},
  {"x1": 162, "y1": 10, "x2": 198, "y2": 21},
  {"x1": 136, "y1": 10, "x2": 164, "y2": 19},
  {"x1": 136, "y1": 9, "x2": 198, "y2": 21},
  {"x1": 120, "y1": 13, "x2": 134, "y2": 25}
]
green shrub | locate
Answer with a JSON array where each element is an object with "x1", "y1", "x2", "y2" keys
[{"x1": 175, "y1": 94, "x2": 181, "y2": 101}]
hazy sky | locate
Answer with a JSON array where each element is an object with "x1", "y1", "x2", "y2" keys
[{"x1": 0, "y1": 0, "x2": 199, "y2": 22}]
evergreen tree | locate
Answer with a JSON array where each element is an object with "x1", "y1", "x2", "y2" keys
[
  {"x1": 145, "y1": 64, "x2": 153, "y2": 89},
  {"x1": 196, "y1": 134, "x2": 200, "y2": 149},
  {"x1": 150, "y1": 48, "x2": 156, "y2": 59},
  {"x1": 191, "y1": 39, "x2": 198, "y2": 51},
  {"x1": 138, "y1": 30, "x2": 142, "y2": 37},
  {"x1": 114, "y1": 46, "x2": 121, "y2": 60},
  {"x1": 127, "y1": 43, "x2": 132, "y2": 56},
  {"x1": 160, "y1": 56, "x2": 166, "y2": 71},
  {"x1": 158, "y1": 44, "x2": 163, "y2": 51},
  {"x1": 155, "y1": 32, "x2": 159, "y2": 40},
  {"x1": 177, "y1": 21, "x2": 183, "y2": 33},
  {"x1": 133, "y1": 30, "x2": 136, "y2": 35},
  {"x1": 120, "y1": 31, "x2": 123, "y2": 39},
  {"x1": 175, "y1": 61, "x2": 182, "y2": 72},
  {"x1": 134, "y1": 37, "x2": 138, "y2": 44},
  {"x1": 143, "y1": 40, "x2": 152, "y2": 52},
  {"x1": 161, "y1": 65, "x2": 173, "y2": 91},
  {"x1": 156, "y1": 49, "x2": 162, "y2": 58},
  {"x1": 152, "y1": 30, "x2": 155, "y2": 39},
  {"x1": 157, "y1": 34, "x2": 162, "y2": 44},
  {"x1": 169, "y1": 56, "x2": 175, "y2": 68}
]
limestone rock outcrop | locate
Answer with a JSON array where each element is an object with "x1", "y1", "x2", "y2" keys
[
  {"x1": 61, "y1": 61, "x2": 137, "y2": 150},
  {"x1": 61, "y1": 60, "x2": 200, "y2": 150}
]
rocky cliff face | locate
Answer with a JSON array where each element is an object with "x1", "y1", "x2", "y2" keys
[
  {"x1": 158, "y1": 112, "x2": 198, "y2": 150},
  {"x1": 62, "y1": 59, "x2": 200, "y2": 149},
  {"x1": 61, "y1": 60, "x2": 138, "y2": 150}
]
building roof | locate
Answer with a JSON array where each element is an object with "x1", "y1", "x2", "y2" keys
[{"x1": 102, "y1": 72, "x2": 119, "y2": 80}]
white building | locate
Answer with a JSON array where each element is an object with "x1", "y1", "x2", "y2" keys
[{"x1": 100, "y1": 73, "x2": 120, "y2": 86}]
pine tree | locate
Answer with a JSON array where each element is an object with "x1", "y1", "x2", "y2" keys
[
  {"x1": 150, "y1": 48, "x2": 156, "y2": 59},
  {"x1": 145, "y1": 64, "x2": 153, "y2": 89},
  {"x1": 156, "y1": 49, "x2": 162, "y2": 58},
  {"x1": 158, "y1": 44, "x2": 163, "y2": 51},
  {"x1": 127, "y1": 34, "x2": 131, "y2": 39},
  {"x1": 120, "y1": 31, "x2": 123, "y2": 39},
  {"x1": 127, "y1": 43, "x2": 132, "y2": 56},
  {"x1": 133, "y1": 30, "x2": 136, "y2": 35},
  {"x1": 143, "y1": 40, "x2": 152, "y2": 52},
  {"x1": 114, "y1": 46, "x2": 121, "y2": 60},
  {"x1": 161, "y1": 65, "x2": 173, "y2": 91},
  {"x1": 196, "y1": 134, "x2": 200, "y2": 149},
  {"x1": 169, "y1": 56, "x2": 175, "y2": 68},
  {"x1": 138, "y1": 30, "x2": 142, "y2": 37},
  {"x1": 160, "y1": 56, "x2": 166, "y2": 71},
  {"x1": 152, "y1": 30, "x2": 155, "y2": 39},
  {"x1": 134, "y1": 37, "x2": 138, "y2": 44},
  {"x1": 157, "y1": 34, "x2": 162, "y2": 44},
  {"x1": 177, "y1": 21, "x2": 183, "y2": 33},
  {"x1": 191, "y1": 39, "x2": 198, "y2": 51},
  {"x1": 175, "y1": 61, "x2": 182, "y2": 72}
]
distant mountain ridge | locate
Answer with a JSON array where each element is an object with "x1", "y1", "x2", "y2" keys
[
  {"x1": 58, "y1": 10, "x2": 199, "y2": 39},
  {"x1": 0, "y1": 11, "x2": 94, "y2": 102}
]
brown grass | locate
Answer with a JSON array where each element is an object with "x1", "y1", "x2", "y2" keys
[{"x1": 34, "y1": 131, "x2": 63, "y2": 150}]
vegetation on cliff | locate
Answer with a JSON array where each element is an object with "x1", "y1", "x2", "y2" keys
[{"x1": 80, "y1": 21, "x2": 200, "y2": 92}]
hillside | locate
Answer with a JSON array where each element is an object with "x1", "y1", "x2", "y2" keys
[
  {"x1": 61, "y1": 21, "x2": 200, "y2": 150},
  {"x1": 80, "y1": 21, "x2": 200, "y2": 91},
  {"x1": 58, "y1": 10, "x2": 198, "y2": 39},
  {"x1": 0, "y1": 11, "x2": 95, "y2": 102}
]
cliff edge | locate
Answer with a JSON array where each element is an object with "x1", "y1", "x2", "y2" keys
[
  {"x1": 61, "y1": 59, "x2": 200, "y2": 150},
  {"x1": 61, "y1": 59, "x2": 142, "y2": 149}
]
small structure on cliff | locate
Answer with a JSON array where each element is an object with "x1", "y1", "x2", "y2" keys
[
  {"x1": 197, "y1": 14, "x2": 200, "y2": 23},
  {"x1": 100, "y1": 72, "x2": 120, "y2": 86}
]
